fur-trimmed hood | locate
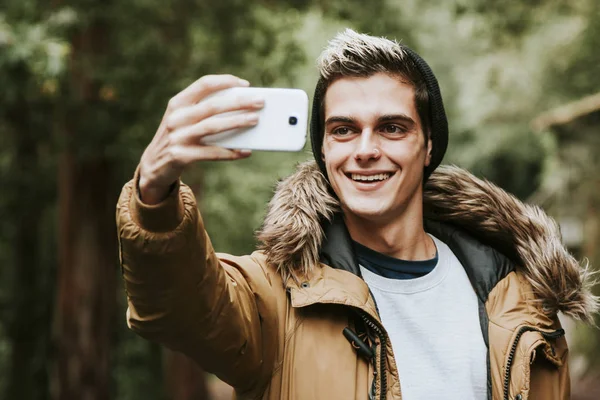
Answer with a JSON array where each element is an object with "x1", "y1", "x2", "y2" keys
[{"x1": 258, "y1": 161, "x2": 598, "y2": 322}]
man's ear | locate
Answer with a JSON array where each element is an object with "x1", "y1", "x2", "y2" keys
[{"x1": 424, "y1": 137, "x2": 433, "y2": 167}]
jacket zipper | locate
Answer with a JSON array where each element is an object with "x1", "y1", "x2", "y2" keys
[
  {"x1": 360, "y1": 312, "x2": 387, "y2": 400},
  {"x1": 503, "y1": 326, "x2": 565, "y2": 400}
]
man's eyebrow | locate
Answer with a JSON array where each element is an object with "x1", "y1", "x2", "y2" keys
[
  {"x1": 324, "y1": 116, "x2": 356, "y2": 125},
  {"x1": 378, "y1": 114, "x2": 416, "y2": 125},
  {"x1": 324, "y1": 114, "x2": 417, "y2": 126}
]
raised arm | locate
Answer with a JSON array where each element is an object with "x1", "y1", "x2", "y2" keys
[{"x1": 115, "y1": 75, "x2": 277, "y2": 396}]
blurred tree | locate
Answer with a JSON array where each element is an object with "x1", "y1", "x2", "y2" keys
[
  {"x1": 163, "y1": 350, "x2": 209, "y2": 400},
  {"x1": 0, "y1": 8, "x2": 71, "y2": 399}
]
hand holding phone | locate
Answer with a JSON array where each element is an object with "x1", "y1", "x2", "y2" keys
[{"x1": 138, "y1": 74, "x2": 265, "y2": 204}]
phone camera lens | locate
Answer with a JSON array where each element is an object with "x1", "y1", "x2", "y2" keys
[{"x1": 288, "y1": 116, "x2": 298, "y2": 126}]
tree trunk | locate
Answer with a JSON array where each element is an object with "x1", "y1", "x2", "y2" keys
[
  {"x1": 5, "y1": 76, "x2": 53, "y2": 400},
  {"x1": 55, "y1": 155, "x2": 117, "y2": 400},
  {"x1": 164, "y1": 349, "x2": 210, "y2": 400},
  {"x1": 54, "y1": 20, "x2": 117, "y2": 400}
]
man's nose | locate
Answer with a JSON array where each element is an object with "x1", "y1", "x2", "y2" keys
[{"x1": 354, "y1": 130, "x2": 381, "y2": 162}]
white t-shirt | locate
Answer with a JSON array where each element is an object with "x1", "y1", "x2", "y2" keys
[{"x1": 359, "y1": 235, "x2": 487, "y2": 400}]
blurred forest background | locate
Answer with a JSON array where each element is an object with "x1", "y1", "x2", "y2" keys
[{"x1": 1, "y1": 0, "x2": 599, "y2": 399}]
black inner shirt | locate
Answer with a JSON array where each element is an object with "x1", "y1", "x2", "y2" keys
[{"x1": 354, "y1": 240, "x2": 438, "y2": 280}]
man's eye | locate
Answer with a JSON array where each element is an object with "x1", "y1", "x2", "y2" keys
[
  {"x1": 332, "y1": 127, "x2": 352, "y2": 136},
  {"x1": 382, "y1": 125, "x2": 406, "y2": 134}
]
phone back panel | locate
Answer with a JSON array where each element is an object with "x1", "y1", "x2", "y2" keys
[{"x1": 202, "y1": 87, "x2": 309, "y2": 151}]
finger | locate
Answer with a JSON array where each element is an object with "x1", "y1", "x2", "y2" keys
[
  {"x1": 168, "y1": 74, "x2": 250, "y2": 110},
  {"x1": 171, "y1": 112, "x2": 260, "y2": 144},
  {"x1": 175, "y1": 145, "x2": 252, "y2": 164},
  {"x1": 166, "y1": 93, "x2": 264, "y2": 131},
  {"x1": 152, "y1": 110, "x2": 173, "y2": 142}
]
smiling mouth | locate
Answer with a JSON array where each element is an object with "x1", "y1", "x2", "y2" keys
[{"x1": 346, "y1": 172, "x2": 394, "y2": 182}]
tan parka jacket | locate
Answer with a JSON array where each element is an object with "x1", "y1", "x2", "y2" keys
[{"x1": 117, "y1": 161, "x2": 597, "y2": 400}]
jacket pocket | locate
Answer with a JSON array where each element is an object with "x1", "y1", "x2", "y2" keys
[{"x1": 504, "y1": 327, "x2": 566, "y2": 400}]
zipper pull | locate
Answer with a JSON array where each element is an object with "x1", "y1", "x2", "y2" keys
[{"x1": 343, "y1": 327, "x2": 374, "y2": 360}]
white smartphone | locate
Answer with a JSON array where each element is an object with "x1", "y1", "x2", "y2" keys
[{"x1": 202, "y1": 87, "x2": 309, "y2": 151}]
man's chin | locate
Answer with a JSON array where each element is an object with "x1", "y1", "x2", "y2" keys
[{"x1": 341, "y1": 203, "x2": 389, "y2": 221}]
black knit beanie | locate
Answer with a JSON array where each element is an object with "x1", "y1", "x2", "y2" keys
[{"x1": 310, "y1": 44, "x2": 448, "y2": 182}]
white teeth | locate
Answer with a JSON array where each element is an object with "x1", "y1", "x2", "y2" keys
[{"x1": 350, "y1": 173, "x2": 391, "y2": 182}]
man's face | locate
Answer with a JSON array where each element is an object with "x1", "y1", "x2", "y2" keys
[{"x1": 322, "y1": 72, "x2": 432, "y2": 224}]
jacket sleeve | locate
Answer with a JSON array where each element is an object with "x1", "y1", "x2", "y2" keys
[{"x1": 116, "y1": 171, "x2": 278, "y2": 395}]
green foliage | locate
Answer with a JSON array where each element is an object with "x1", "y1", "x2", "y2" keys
[
  {"x1": 0, "y1": 9, "x2": 74, "y2": 103},
  {"x1": 544, "y1": 1, "x2": 600, "y2": 100}
]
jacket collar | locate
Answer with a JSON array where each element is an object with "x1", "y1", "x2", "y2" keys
[
  {"x1": 257, "y1": 161, "x2": 598, "y2": 322},
  {"x1": 285, "y1": 262, "x2": 380, "y2": 322}
]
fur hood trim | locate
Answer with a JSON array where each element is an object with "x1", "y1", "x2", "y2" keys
[{"x1": 257, "y1": 161, "x2": 598, "y2": 322}]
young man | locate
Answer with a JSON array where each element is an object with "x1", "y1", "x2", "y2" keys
[{"x1": 117, "y1": 30, "x2": 596, "y2": 399}]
